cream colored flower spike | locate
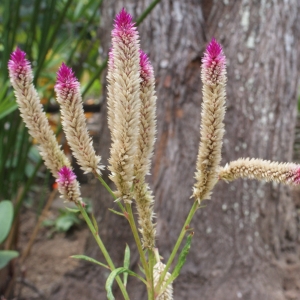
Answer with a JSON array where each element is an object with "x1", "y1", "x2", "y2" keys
[
  {"x1": 55, "y1": 63, "x2": 103, "y2": 176},
  {"x1": 108, "y1": 8, "x2": 141, "y2": 203},
  {"x1": 8, "y1": 48, "x2": 71, "y2": 177},
  {"x1": 133, "y1": 50, "x2": 157, "y2": 249},
  {"x1": 193, "y1": 38, "x2": 227, "y2": 202},
  {"x1": 153, "y1": 262, "x2": 173, "y2": 300},
  {"x1": 218, "y1": 158, "x2": 300, "y2": 185}
]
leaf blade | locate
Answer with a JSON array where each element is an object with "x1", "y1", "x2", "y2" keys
[
  {"x1": 0, "y1": 200, "x2": 14, "y2": 244},
  {"x1": 71, "y1": 255, "x2": 109, "y2": 269},
  {"x1": 0, "y1": 250, "x2": 19, "y2": 269}
]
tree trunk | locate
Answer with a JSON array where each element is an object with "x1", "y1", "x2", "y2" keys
[{"x1": 50, "y1": 1, "x2": 300, "y2": 299}]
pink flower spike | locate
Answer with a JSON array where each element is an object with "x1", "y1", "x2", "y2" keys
[
  {"x1": 56, "y1": 166, "x2": 82, "y2": 204},
  {"x1": 113, "y1": 8, "x2": 137, "y2": 38},
  {"x1": 55, "y1": 63, "x2": 79, "y2": 92},
  {"x1": 8, "y1": 48, "x2": 31, "y2": 80},
  {"x1": 57, "y1": 166, "x2": 77, "y2": 185},
  {"x1": 139, "y1": 50, "x2": 153, "y2": 82},
  {"x1": 201, "y1": 38, "x2": 226, "y2": 85}
]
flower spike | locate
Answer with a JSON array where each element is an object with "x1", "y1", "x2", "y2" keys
[
  {"x1": 107, "y1": 8, "x2": 141, "y2": 203},
  {"x1": 56, "y1": 166, "x2": 83, "y2": 204},
  {"x1": 55, "y1": 63, "x2": 103, "y2": 176},
  {"x1": 193, "y1": 38, "x2": 227, "y2": 202},
  {"x1": 8, "y1": 48, "x2": 71, "y2": 177},
  {"x1": 133, "y1": 50, "x2": 157, "y2": 249},
  {"x1": 153, "y1": 262, "x2": 173, "y2": 300},
  {"x1": 218, "y1": 158, "x2": 300, "y2": 185}
]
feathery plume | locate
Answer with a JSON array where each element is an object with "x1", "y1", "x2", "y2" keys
[
  {"x1": 153, "y1": 262, "x2": 173, "y2": 300},
  {"x1": 8, "y1": 48, "x2": 71, "y2": 177},
  {"x1": 192, "y1": 38, "x2": 227, "y2": 202},
  {"x1": 133, "y1": 51, "x2": 157, "y2": 249},
  {"x1": 107, "y1": 8, "x2": 141, "y2": 203},
  {"x1": 55, "y1": 63, "x2": 103, "y2": 175},
  {"x1": 218, "y1": 158, "x2": 300, "y2": 185},
  {"x1": 56, "y1": 166, "x2": 83, "y2": 204}
]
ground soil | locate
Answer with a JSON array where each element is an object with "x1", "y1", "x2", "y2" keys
[{"x1": 12, "y1": 195, "x2": 89, "y2": 300}]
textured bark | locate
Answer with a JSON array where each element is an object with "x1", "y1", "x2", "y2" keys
[{"x1": 50, "y1": 1, "x2": 300, "y2": 299}]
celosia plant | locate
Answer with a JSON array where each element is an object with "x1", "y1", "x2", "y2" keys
[{"x1": 8, "y1": 8, "x2": 300, "y2": 300}]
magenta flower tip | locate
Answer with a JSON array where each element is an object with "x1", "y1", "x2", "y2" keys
[
  {"x1": 202, "y1": 38, "x2": 226, "y2": 84},
  {"x1": 57, "y1": 166, "x2": 77, "y2": 184},
  {"x1": 8, "y1": 47, "x2": 30, "y2": 76},
  {"x1": 206, "y1": 38, "x2": 223, "y2": 59},
  {"x1": 113, "y1": 8, "x2": 136, "y2": 37},
  {"x1": 203, "y1": 38, "x2": 225, "y2": 67},
  {"x1": 293, "y1": 166, "x2": 300, "y2": 184},
  {"x1": 55, "y1": 63, "x2": 78, "y2": 91},
  {"x1": 115, "y1": 8, "x2": 133, "y2": 28},
  {"x1": 139, "y1": 50, "x2": 153, "y2": 81}
]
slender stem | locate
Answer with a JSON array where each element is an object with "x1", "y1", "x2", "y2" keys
[
  {"x1": 125, "y1": 204, "x2": 149, "y2": 273},
  {"x1": 148, "y1": 249, "x2": 155, "y2": 299},
  {"x1": 136, "y1": 0, "x2": 161, "y2": 26},
  {"x1": 77, "y1": 203, "x2": 130, "y2": 300},
  {"x1": 154, "y1": 201, "x2": 199, "y2": 295},
  {"x1": 125, "y1": 203, "x2": 152, "y2": 298},
  {"x1": 96, "y1": 174, "x2": 125, "y2": 213}
]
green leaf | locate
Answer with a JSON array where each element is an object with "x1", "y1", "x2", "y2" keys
[
  {"x1": 65, "y1": 207, "x2": 80, "y2": 213},
  {"x1": 71, "y1": 255, "x2": 109, "y2": 269},
  {"x1": 106, "y1": 267, "x2": 145, "y2": 300},
  {"x1": 108, "y1": 208, "x2": 124, "y2": 217},
  {"x1": 0, "y1": 200, "x2": 14, "y2": 244},
  {"x1": 0, "y1": 101, "x2": 18, "y2": 120},
  {"x1": 55, "y1": 213, "x2": 80, "y2": 232},
  {"x1": 123, "y1": 244, "x2": 130, "y2": 287},
  {"x1": 171, "y1": 233, "x2": 193, "y2": 281},
  {"x1": 0, "y1": 250, "x2": 19, "y2": 269}
]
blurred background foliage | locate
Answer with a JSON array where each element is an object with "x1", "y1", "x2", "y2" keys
[{"x1": 0, "y1": 0, "x2": 104, "y2": 211}]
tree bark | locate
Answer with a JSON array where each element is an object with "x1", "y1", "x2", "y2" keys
[{"x1": 50, "y1": 1, "x2": 300, "y2": 299}]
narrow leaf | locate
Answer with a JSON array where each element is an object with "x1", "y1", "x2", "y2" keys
[
  {"x1": 123, "y1": 244, "x2": 130, "y2": 287},
  {"x1": 71, "y1": 255, "x2": 109, "y2": 269},
  {"x1": 65, "y1": 207, "x2": 80, "y2": 213},
  {"x1": 106, "y1": 267, "x2": 146, "y2": 300},
  {"x1": 171, "y1": 233, "x2": 193, "y2": 281},
  {"x1": 108, "y1": 208, "x2": 124, "y2": 217}
]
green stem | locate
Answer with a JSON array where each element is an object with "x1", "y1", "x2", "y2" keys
[
  {"x1": 77, "y1": 203, "x2": 129, "y2": 300},
  {"x1": 96, "y1": 174, "x2": 125, "y2": 213},
  {"x1": 148, "y1": 249, "x2": 155, "y2": 299},
  {"x1": 154, "y1": 201, "x2": 199, "y2": 295},
  {"x1": 136, "y1": 0, "x2": 161, "y2": 26},
  {"x1": 125, "y1": 203, "x2": 152, "y2": 299},
  {"x1": 125, "y1": 204, "x2": 149, "y2": 272}
]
